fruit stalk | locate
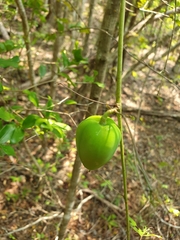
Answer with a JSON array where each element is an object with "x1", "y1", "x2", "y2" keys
[{"x1": 99, "y1": 108, "x2": 118, "y2": 125}]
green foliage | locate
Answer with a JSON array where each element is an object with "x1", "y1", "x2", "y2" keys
[
  {"x1": 38, "y1": 64, "x2": 47, "y2": 78},
  {"x1": 0, "y1": 83, "x2": 71, "y2": 157},
  {"x1": 35, "y1": 233, "x2": 46, "y2": 239},
  {"x1": 83, "y1": 70, "x2": 104, "y2": 88},
  {"x1": 57, "y1": 19, "x2": 64, "y2": 33},
  {"x1": 64, "y1": 99, "x2": 77, "y2": 105},
  {"x1": 137, "y1": 0, "x2": 147, "y2": 8},
  {"x1": 0, "y1": 120, "x2": 24, "y2": 156},
  {"x1": 8, "y1": 234, "x2": 16, "y2": 240},
  {"x1": 0, "y1": 144, "x2": 15, "y2": 156},
  {"x1": 0, "y1": 40, "x2": 20, "y2": 53},
  {"x1": 129, "y1": 217, "x2": 162, "y2": 238},
  {"x1": 100, "y1": 179, "x2": 113, "y2": 190},
  {"x1": 23, "y1": 114, "x2": 70, "y2": 138},
  {"x1": 101, "y1": 214, "x2": 118, "y2": 229},
  {"x1": 23, "y1": 90, "x2": 39, "y2": 107},
  {"x1": 0, "y1": 56, "x2": 20, "y2": 68},
  {"x1": 0, "y1": 107, "x2": 14, "y2": 121},
  {"x1": 5, "y1": 192, "x2": 20, "y2": 202}
]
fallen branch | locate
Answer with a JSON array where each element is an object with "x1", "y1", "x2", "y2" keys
[
  {"x1": 81, "y1": 188, "x2": 123, "y2": 218},
  {"x1": 3, "y1": 212, "x2": 63, "y2": 236},
  {"x1": 122, "y1": 105, "x2": 180, "y2": 119}
]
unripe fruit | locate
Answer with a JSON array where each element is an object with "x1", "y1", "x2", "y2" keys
[{"x1": 76, "y1": 115, "x2": 121, "y2": 170}]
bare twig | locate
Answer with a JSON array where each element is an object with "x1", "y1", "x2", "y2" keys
[
  {"x1": 4, "y1": 212, "x2": 63, "y2": 236},
  {"x1": 75, "y1": 194, "x2": 94, "y2": 212},
  {"x1": 155, "y1": 212, "x2": 180, "y2": 229},
  {"x1": 81, "y1": 188, "x2": 123, "y2": 218},
  {"x1": 123, "y1": 48, "x2": 180, "y2": 90},
  {"x1": 23, "y1": 140, "x2": 42, "y2": 174},
  {"x1": 0, "y1": 166, "x2": 16, "y2": 176},
  {"x1": 154, "y1": 7, "x2": 180, "y2": 20}
]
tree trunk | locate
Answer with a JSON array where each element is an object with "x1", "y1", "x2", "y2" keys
[
  {"x1": 50, "y1": 0, "x2": 63, "y2": 99},
  {"x1": 87, "y1": 0, "x2": 120, "y2": 115},
  {"x1": 83, "y1": 0, "x2": 96, "y2": 56}
]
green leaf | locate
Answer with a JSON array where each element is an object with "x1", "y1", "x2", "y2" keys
[
  {"x1": 0, "y1": 43, "x2": 6, "y2": 53},
  {"x1": 45, "y1": 96, "x2": 53, "y2": 110},
  {"x1": 11, "y1": 105, "x2": 24, "y2": 111},
  {"x1": 69, "y1": 22, "x2": 82, "y2": 29},
  {"x1": 23, "y1": 90, "x2": 39, "y2": 107},
  {"x1": 80, "y1": 28, "x2": 90, "y2": 34},
  {"x1": 94, "y1": 82, "x2": 105, "y2": 88},
  {"x1": 84, "y1": 74, "x2": 94, "y2": 83},
  {"x1": 38, "y1": 64, "x2": 47, "y2": 78},
  {"x1": 59, "y1": 72, "x2": 76, "y2": 87},
  {"x1": 62, "y1": 51, "x2": 70, "y2": 67},
  {"x1": 10, "y1": 127, "x2": 24, "y2": 144},
  {"x1": 129, "y1": 217, "x2": 137, "y2": 227},
  {"x1": 51, "y1": 166, "x2": 57, "y2": 173},
  {"x1": 51, "y1": 120, "x2": 71, "y2": 132},
  {"x1": 26, "y1": 0, "x2": 44, "y2": 13},
  {"x1": 0, "y1": 82, "x2": 3, "y2": 93},
  {"x1": 52, "y1": 126, "x2": 64, "y2": 138},
  {"x1": 49, "y1": 119, "x2": 71, "y2": 138},
  {"x1": 65, "y1": 99, "x2": 77, "y2": 105},
  {"x1": 72, "y1": 48, "x2": 83, "y2": 62},
  {"x1": 0, "y1": 107, "x2": 15, "y2": 121},
  {"x1": 0, "y1": 144, "x2": 15, "y2": 156},
  {"x1": 43, "y1": 96, "x2": 54, "y2": 118},
  {"x1": 0, "y1": 56, "x2": 20, "y2": 68},
  {"x1": 22, "y1": 114, "x2": 39, "y2": 129},
  {"x1": 57, "y1": 19, "x2": 64, "y2": 33},
  {"x1": 4, "y1": 40, "x2": 17, "y2": 52},
  {"x1": 50, "y1": 112, "x2": 62, "y2": 122},
  {"x1": 0, "y1": 124, "x2": 16, "y2": 144},
  {"x1": 35, "y1": 118, "x2": 51, "y2": 130},
  {"x1": 0, "y1": 120, "x2": 3, "y2": 129}
]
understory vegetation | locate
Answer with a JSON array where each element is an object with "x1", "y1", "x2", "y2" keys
[{"x1": 0, "y1": 0, "x2": 180, "y2": 239}]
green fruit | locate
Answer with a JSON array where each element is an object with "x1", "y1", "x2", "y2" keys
[{"x1": 76, "y1": 115, "x2": 121, "y2": 170}]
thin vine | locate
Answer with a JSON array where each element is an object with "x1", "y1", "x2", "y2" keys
[{"x1": 116, "y1": 1, "x2": 130, "y2": 240}]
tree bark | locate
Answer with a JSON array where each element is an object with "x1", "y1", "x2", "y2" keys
[
  {"x1": 83, "y1": 0, "x2": 96, "y2": 56},
  {"x1": 50, "y1": 0, "x2": 63, "y2": 99},
  {"x1": 15, "y1": 0, "x2": 35, "y2": 86},
  {"x1": 87, "y1": 0, "x2": 120, "y2": 115}
]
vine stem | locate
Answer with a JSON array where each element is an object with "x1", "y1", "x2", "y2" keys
[{"x1": 116, "y1": 1, "x2": 130, "y2": 240}]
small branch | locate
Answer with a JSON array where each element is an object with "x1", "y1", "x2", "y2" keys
[
  {"x1": 155, "y1": 212, "x2": 180, "y2": 229},
  {"x1": 123, "y1": 48, "x2": 180, "y2": 90},
  {"x1": 75, "y1": 194, "x2": 94, "y2": 212},
  {"x1": 15, "y1": 0, "x2": 35, "y2": 86},
  {"x1": 122, "y1": 105, "x2": 180, "y2": 119},
  {"x1": 4, "y1": 212, "x2": 63, "y2": 236},
  {"x1": 23, "y1": 140, "x2": 42, "y2": 174},
  {"x1": 81, "y1": 188, "x2": 123, "y2": 218},
  {"x1": 154, "y1": 7, "x2": 180, "y2": 20}
]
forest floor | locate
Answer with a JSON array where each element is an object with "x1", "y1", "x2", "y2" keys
[{"x1": 0, "y1": 54, "x2": 180, "y2": 240}]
